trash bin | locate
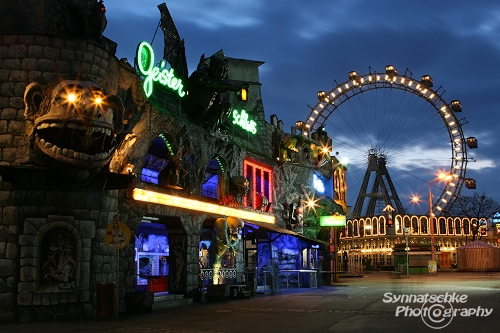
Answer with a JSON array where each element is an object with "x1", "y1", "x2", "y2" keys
[{"x1": 97, "y1": 282, "x2": 116, "y2": 318}]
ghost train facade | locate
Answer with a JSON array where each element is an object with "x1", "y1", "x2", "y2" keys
[{"x1": 0, "y1": 0, "x2": 345, "y2": 323}]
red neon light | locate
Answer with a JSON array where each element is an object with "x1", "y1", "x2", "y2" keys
[{"x1": 243, "y1": 159, "x2": 273, "y2": 212}]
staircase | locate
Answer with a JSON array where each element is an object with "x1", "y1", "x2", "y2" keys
[{"x1": 153, "y1": 292, "x2": 193, "y2": 310}]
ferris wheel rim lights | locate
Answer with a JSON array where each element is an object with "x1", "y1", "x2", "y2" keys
[{"x1": 305, "y1": 66, "x2": 472, "y2": 215}]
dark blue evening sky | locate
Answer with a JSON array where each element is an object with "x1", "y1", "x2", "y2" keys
[{"x1": 103, "y1": 1, "x2": 500, "y2": 206}]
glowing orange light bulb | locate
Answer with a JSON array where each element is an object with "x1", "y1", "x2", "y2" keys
[{"x1": 67, "y1": 93, "x2": 77, "y2": 102}]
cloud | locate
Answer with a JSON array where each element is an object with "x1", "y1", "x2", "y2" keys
[
  {"x1": 106, "y1": 0, "x2": 264, "y2": 30},
  {"x1": 103, "y1": 0, "x2": 500, "y2": 202}
]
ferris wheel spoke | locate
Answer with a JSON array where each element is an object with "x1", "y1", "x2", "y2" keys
[{"x1": 305, "y1": 66, "x2": 470, "y2": 216}]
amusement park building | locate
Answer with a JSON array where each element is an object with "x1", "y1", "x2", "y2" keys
[
  {"x1": 0, "y1": 0, "x2": 346, "y2": 323},
  {"x1": 339, "y1": 214, "x2": 499, "y2": 272}
]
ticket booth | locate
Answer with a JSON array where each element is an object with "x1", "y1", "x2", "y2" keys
[{"x1": 135, "y1": 219, "x2": 170, "y2": 293}]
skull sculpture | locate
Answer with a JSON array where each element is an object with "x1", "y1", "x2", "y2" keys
[{"x1": 23, "y1": 78, "x2": 124, "y2": 181}]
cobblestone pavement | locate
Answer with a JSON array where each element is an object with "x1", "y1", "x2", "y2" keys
[{"x1": 1, "y1": 271, "x2": 500, "y2": 333}]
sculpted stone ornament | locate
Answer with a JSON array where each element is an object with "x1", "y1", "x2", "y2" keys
[
  {"x1": 156, "y1": 3, "x2": 248, "y2": 130},
  {"x1": 182, "y1": 54, "x2": 249, "y2": 130},
  {"x1": 23, "y1": 78, "x2": 125, "y2": 182}
]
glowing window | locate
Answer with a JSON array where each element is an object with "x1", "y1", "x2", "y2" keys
[
  {"x1": 141, "y1": 168, "x2": 159, "y2": 184},
  {"x1": 202, "y1": 156, "x2": 226, "y2": 200},
  {"x1": 201, "y1": 174, "x2": 218, "y2": 199},
  {"x1": 313, "y1": 173, "x2": 325, "y2": 193},
  {"x1": 314, "y1": 172, "x2": 333, "y2": 199}
]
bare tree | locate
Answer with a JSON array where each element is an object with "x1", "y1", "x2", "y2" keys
[
  {"x1": 449, "y1": 192, "x2": 500, "y2": 241},
  {"x1": 450, "y1": 192, "x2": 500, "y2": 219}
]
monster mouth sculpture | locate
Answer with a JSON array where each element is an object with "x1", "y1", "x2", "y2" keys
[
  {"x1": 24, "y1": 79, "x2": 125, "y2": 181},
  {"x1": 34, "y1": 119, "x2": 116, "y2": 167}
]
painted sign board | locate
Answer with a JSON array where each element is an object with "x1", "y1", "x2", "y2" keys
[{"x1": 104, "y1": 220, "x2": 131, "y2": 250}]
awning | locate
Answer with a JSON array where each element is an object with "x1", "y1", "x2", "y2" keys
[{"x1": 244, "y1": 221, "x2": 329, "y2": 247}]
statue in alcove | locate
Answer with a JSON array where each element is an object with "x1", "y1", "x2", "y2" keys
[
  {"x1": 157, "y1": 143, "x2": 188, "y2": 189},
  {"x1": 23, "y1": 77, "x2": 125, "y2": 182},
  {"x1": 40, "y1": 228, "x2": 77, "y2": 289},
  {"x1": 157, "y1": 4, "x2": 248, "y2": 130}
]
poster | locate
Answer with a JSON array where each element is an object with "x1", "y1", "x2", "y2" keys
[
  {"x1": 104, "y1": 217, "x2": 131, "y2": 250},
  {"x1": 427, "y1": 260, "x2": 437, "y2": 274}
]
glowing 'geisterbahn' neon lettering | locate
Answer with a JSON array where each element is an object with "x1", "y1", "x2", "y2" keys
[
  {"x1": 232, "y1": 109, "x2": 257, "y2": 134},
  {"x1": 136, "y1": 41, "x2": 186, "y2": 98}
]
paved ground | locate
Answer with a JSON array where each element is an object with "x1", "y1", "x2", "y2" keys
[{"x1": 1, "y1": 271, "x2": 500, "y2": 333}]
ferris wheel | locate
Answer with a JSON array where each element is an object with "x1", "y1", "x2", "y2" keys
[{"x1": 303, "y1": 65, "x2": 477, "y2": 217}]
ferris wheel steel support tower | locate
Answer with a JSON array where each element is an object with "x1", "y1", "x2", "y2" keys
[{"x1": 352, "y1": 151, "x2": 405, "y2": 218}]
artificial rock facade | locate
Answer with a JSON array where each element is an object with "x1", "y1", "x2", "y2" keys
[{"x1": 0, "y1": 0, "x2": 344, "y2": 323}]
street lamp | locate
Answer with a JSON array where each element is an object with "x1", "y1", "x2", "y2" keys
[
  {"x1": 428, "y1": 173, "x2": 453, "y2": 261},
  {"x1": 404, "y1": 227, "x2": 410, "y2": 277},
  {"x1": 364, "y1": 225, "x2": 373, "y2": 271}
]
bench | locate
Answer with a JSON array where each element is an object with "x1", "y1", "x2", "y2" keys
[
  {"x1": 229, "y1": 284, "x2": 247, "y2": 299},
  {"x1": 238, "y1": 290, "x2": 252, "y2": 299}
]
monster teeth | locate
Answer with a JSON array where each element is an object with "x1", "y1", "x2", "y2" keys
[
  {"x1": 91, "y1": 127, "x2": 111, "y2": 136},
  {"x1": 37, "y1": 123, "x2": 66, "y2": 130},
  {"x1": 41, "y1": 140, "x2": 111, "y2": 161},
  {"x1": 36, "y1": 122, "x2": 113, "y2": 137}
]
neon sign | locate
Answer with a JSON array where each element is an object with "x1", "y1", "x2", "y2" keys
[
  {"x1": 135, "y1": 41, "x2": 186, "y2": 98},
  {"x1": 319, "y1": 215, "x2": 346, "y2": 227},
  {"x1": 232, "y1": 109, "x2": 257, "y2": 134}
]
